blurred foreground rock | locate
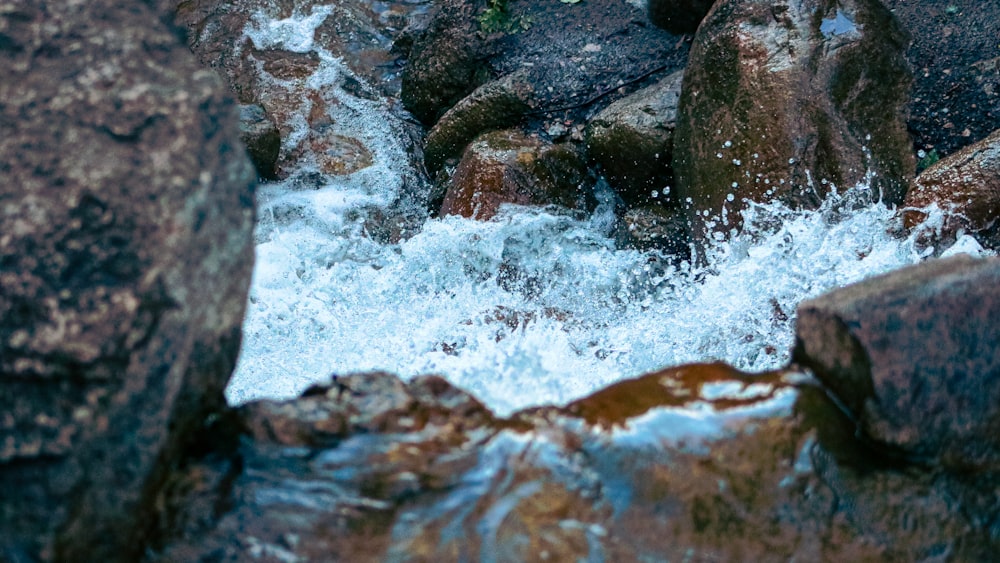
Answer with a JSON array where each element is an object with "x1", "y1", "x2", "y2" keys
[
  {"x1": 794, "y1": 255, "x2": 1000, "y2": 470},
  {"x1": 151, "y1": 365, "x2": 1000, "y2": 561},
  {"x1": 0, "y1": 1, "x2": 256, "y2": 560}
]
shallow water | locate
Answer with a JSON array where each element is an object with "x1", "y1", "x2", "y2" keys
[{"x1": 225, "y1": 5, "x2": 992, "y2": 416}]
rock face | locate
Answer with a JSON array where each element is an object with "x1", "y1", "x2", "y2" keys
[
  {"x1": 0, "y1": 1, "x2": 256, "y2": 560},
  {"x1": 586, "y1": 70, "x2": 684, "y2": 207},
  {"x1": 903, "y1": 128, "x2": 1000, "y2": 251},
  {"x1": 239, "y1": 104, "x2": 281, "y2": 180},
  {"x1": 438, "y1": 130, "x2": 594, "y2": 220},
  {"x1": 794, "y1": 255, "x2": 1000, "y2": 470},
  {"x1": 673, "y1": 0, "x2": 914, "y2": 246}
]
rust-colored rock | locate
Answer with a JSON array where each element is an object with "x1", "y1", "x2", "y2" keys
[
  {"x1": 586, "y1": 70, "x2": 684, "y2": 207},
  {"x1": 0, "y1": 1, "x2": 256, "y2": 560},
  {"x1": 794, "y1": 255, "x2": 1000, "y2": 469},
  {"x1": 439, "y1": 129, "x2": 594, "y2": 220},
  {"x1": 903, "y1": 127, "x2": 1000, "y2": 251},
  {"x1": 673, "y1": 0, "x2": 914, "y2": 246}
]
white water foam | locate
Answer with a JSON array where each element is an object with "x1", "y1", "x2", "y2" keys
[{"x1": 225, "y1": 7, "x2": 994, "y2": 416}]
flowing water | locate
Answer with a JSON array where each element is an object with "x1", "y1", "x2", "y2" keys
[{"x1": 225, "y1": 5, "x2": 992, "y2": 416}]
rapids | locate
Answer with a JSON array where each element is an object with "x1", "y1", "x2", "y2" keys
[{"x1": 225, "y1": 5, "x2": 991, "y2": 416}]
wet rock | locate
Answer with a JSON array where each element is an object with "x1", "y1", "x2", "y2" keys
[
  {"x1": 793, "y1": 255, "x2": 1000, "y2": 470},
  {"x1": 153, "y1": 365, "x2": 1000, "y2": 561},
  {"x1": 673, "y1": 0, "x2": 914, "y2": 246},
  {"x1": 0, "y1": 1, "x2": 256, "y2": 560},
  {"x1": 239, "y1": 104, "x2": 281, "y2": 180},
  {"x1": 439, "y1": 129, "x2": 594, "y2": 220},
  {"x1": 586, "y1": 70, "x2": 684, "y2": 207},
  {"x1": 903, "y1": 128, "x2": 1000, "y2": 251},
  {"x1": 883, "y1": 0, "x2": 1000, "y2": 159},
  {"x1": 647, "y1": 0, "x2": 717, "y2": 34},
  {"x1": 614, "y1": 205, "x2": 691, "y2": 258},
  {"x1": 402, "y1": 0, "x2": 687, "y2": 165}
]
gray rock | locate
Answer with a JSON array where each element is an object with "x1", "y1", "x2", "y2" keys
[
  {"x1": 586, "y1": 70, "x2": 684, "y2": 207},
  {"x1": 793, "y1": 255, "x2": 1000, "y2": 469},
  {"x1": 0, "y1": 1, "x2": 255, "y2": 559}
]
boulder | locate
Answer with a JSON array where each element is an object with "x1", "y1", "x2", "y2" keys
[
  {"x1": 402, "y1": 0, "x2": 688, "y2": 170},
  {"x1": 153, "y1": 366, "x2": 1000, "y2": 561},
  {"x1": 439, "y1": 129, "x2": 594, "y2": 220},
  {"x1": 793, "y1": 255, "x2": 1000, "y2": 470},
  {"x1": 903, "y1": 128, "x2": 1000, "y2": 251},
  {"x1": 0, "y1": 1, "x2": 256, "y2": 560},
  {"x1": 883, "y1": 0, "x2": 1000, "y2": 160},
  {"x1": 672, "y1": 0, "x2": 914, "y2": 246},
  {"x1": 586, "y1": 70, "x2": 684, "y2": 207}
]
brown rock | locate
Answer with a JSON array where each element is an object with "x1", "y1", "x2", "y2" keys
[
  {"x1": 0, "y1": 1, "x2": 256, "y2": 560},
  {"x1": 673, "y1": 0, "x2": 914, "y2": 246},
  {"x1": 586, "y1": 70, "x2": 684, "y2": 207},
  {"x1": 903, "y1": 127, "x2": 1000, "y2": 251},
  {"x1": 793, "y1": 255, "x2": 1000, "y2": 469},
  {"x1": 439, "y1": 129, "x2": 594, "y2": 220}
]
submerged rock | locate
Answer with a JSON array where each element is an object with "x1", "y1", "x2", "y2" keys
[
  {"x1": 0, "y1": 1, "x2": 256, "y2": 560},
  {"x1": 586, "y1": 70, "x2": 685, "y2": 208},
  {"x1": 613, "y1": 204, "x2": 691, "y2": 258},
  {"x1": 903, "y1": 128, "x2": 1000, "y2": 252},
  {"x1": 794, "y1": 255, "x2": 1000, "y2": 470},
  {"x1": 672, "y1": 0, "x2": 913, "y2": 246},
  {"x1": 438, "y1": 129, "x2": 594, "y2": 220}
]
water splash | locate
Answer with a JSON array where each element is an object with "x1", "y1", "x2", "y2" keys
[{"x1": 226, "y1": 6, "x2": 994, "y2": 416}]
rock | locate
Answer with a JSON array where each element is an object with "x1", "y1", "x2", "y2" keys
[
  {"x1": 793, "y1": 255, "x2": 1000, "y2": 470},
  {"x1": 647, "y1": 0, "x2": 717, "y2": 34},
  {"x1": 439, "y1": 129, "x2": 595, "y2": 220},
  {"x1": 239, "y1": 104, "x2": 281, "y2": 180},
  {"x1": 400, "y1": 0, "x2": 487, "y2": 126},
  {"x1": 903, "y1": 128, "x2": 1000, "y2": 251},
  {"x1": 614, "y1": 205, "x2": 691, "y2": 258},
  {"x1": 586, "y1": 70, "x2": 684, "y2": 207},
  {"x1": 153, "y1": 365, "x2": 1000, "y2": 561},
  {"x1": 883, "y1": 0, "x2": 1000, "y2": 160},
  {"x1": 0, "y1": 1, "x2": 256, "y2": 560},
  {"x1": 672, "y1": 0, "x2": 914, "y2": 246},
  {"x1": 402, "y1": 0, "x2": 687, "y2": 165}
]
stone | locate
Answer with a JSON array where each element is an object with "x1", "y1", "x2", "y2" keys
[
  {"x1": 438, "y1": 129, "x2": 594, "y2": 220},
  {"x1": 586, "y1": 70, "x2": 684, "y2": 207},
  {"x1": 647, "y1": 0, "x2": 717, "y2": 34},
  {"x1": 793, "y1": 255, "x2": 1000, "y2": 469},
  {"x1": 672, "y1": 0, "x2": 914, "y2": 246},
  {"x1": 903, "y1": 128, "x2": 1000, "y2": 251},
  {"x1": 0, "y1": 1, "x2": 256, "y2": 560},
  {"x1": 239, "y1": 104, "x2": 281, "y2": 180},
  {"x1": 402, "y1": 0, "x2": 687, "y2": 160},
  {"x1": 152, "y1": 366, "x2": 1000, "y2": 561}
]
